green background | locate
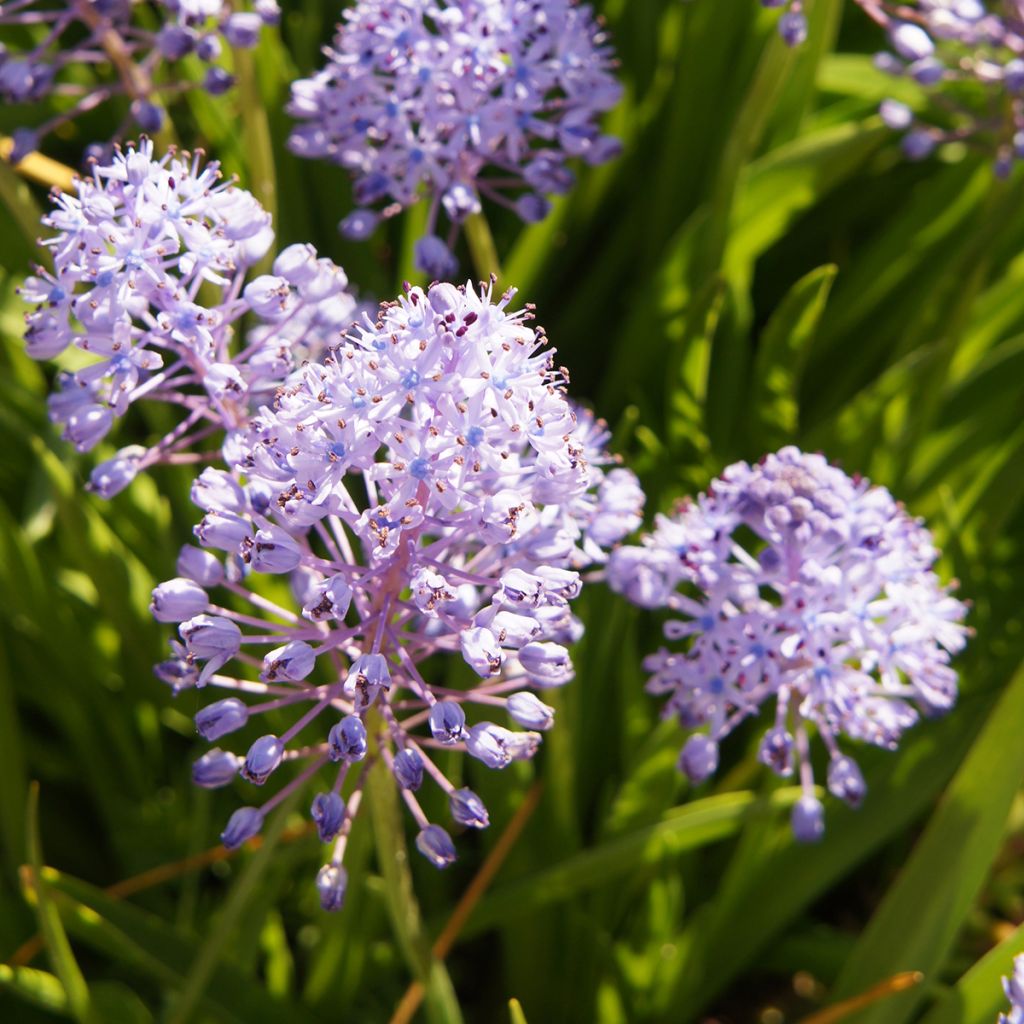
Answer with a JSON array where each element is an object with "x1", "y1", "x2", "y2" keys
[{"x1": 3, "y1": 1, "x2": 1024, "y2": 1021}]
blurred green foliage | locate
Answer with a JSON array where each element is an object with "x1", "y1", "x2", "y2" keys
[{"x1": 3, "y1": 1, "x2": 1024, "y2": 1021}]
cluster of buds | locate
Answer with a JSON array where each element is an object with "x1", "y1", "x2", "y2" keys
[
  {"x1": 0, "y1": 0, "x2": 279, "y2": 157},
  {"x1": 287, "y1": 0, "x2": 622, "y2": 278},
  {"x1": 606, "y1": 447, "x2": 968, "y2": 841},
  {"x1": 766, "y1": 0, "x2": 1024, "y2": 173}
]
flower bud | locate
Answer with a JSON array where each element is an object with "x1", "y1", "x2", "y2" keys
[
  {"x1": 778, "y1": 11, "x2": 807, "y2": 46},
  {"x1": 827, "y1": 755, "x2": 867, "y2": 808},
  {"x1": 506, "y1": 692, "x2": 555, "y2": 731},
  {"x1": 344, "y1": 654, "x2": 391, "y2": 710},
  {"x1": 250, "y1": 527, "x2": 302, "y2": 574},
  {"x1": 302, "y1": 574, "x2": 353, "y2": 621},
  {"x1": 414, "y1": 235, "x2": 458, "y2": 280},
  {"x1": 195, "y1": 511, "x2": 251, "y2": 552},
  {"x1": 517, "y1": 642, "x2": 574, "y2": 687},
  {"x1": 461, "y1": 626, "x2": 503, "y2": 676},
  {"x1": 221, "y1": 807, "x2": 264, "y2": 849},
  {"x1": 223, "y1": 12, "x2": 262, "y2": 48},
  {"x1": 150, "y1": 578, "x2": 209, "y2": 623},
  {"x1": 757, "y1": 728, "x2": 794, "y2": 777},
  {"x1": 679, "y1": 734, "x2": 719, "y2": 784},
  {"x1": 429, "y1": 701, "x2": 466, "y2": 744},
  {"x1": 450, "y1": 788, "x2": 489, "y2": 829},
  {"x1": 415, "y1": 825, "x2": 456, "y2": 868},
  {"x1": 339, "y1": 209, "x2": 379, "y2": 241},
  {"x1": 261, "y1": 641, "x2": 316, "y2": 682},
  {"x1": 465, "y1": 722, "x2": 513, "y2": 769},
  {"x1": 177, "y1": 546, "x2": 224, "y2": 587},
  {"x1": 88, "y1": 447, "x2": 143, "y2": 498},
  {"x1": 311, "y1": 792, "x2": 346, "y2": 842},
  {"x1": 393, "y1": 748, "x2": 424, "y2": 790},
  {"x1": 328, "y1": 716, "x2": 368, "y2": 763},
  {"x1": 242, "y1": 735, "x2": 284, "y2": 785},
  {"x1": 195, "y1": 698, "x2": 249, "y2": 741},
  {"x1": 192, "y1": 749, "x2": 239, "y2": 788},
  {"x1": 890, "y1": 23, "x2": 934, "y2": 62},
  {"x1": 316, "y1": 864, "x2": 348, "y2": 911},
  {"x1": 791, "y1": 796, "x2": 826, "y2": 843},
  {"x1": 180, "y1": 615, "x2": 242, "y2": 684}
]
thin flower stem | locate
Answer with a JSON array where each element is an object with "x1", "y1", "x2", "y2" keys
[
  {"x1": 798, "y1": 972, "x2": 924, "y2": 1024},
  {"x1": 388, "y1": 782, "x2": 544, "y2": 1024},
  {"x1": 0, "y1": 136, "x2": 76, "y2": 191}
]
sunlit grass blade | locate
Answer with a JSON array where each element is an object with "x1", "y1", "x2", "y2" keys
[
  {"x1": 829, "y1": 660, "x2": 1024, "y2": 1023},
  {"x1": 22, "y1": 784, "x2": 92, "y2": 1023}
]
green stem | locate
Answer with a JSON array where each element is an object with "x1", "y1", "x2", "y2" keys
[
  {"x1": 164, "y1": 790, "x2": 300, "y2": 1024},
  {"x1": 366, "y1": 755, "x2": 463, "y2": 1024},
  {"x1": 464, "y1": 211, "x2": 502, "y2": 282}
]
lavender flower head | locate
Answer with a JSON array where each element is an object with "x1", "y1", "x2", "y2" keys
[
  {"x1": 606, "y1": 447, "x2": 968, "y2": 841},
  {"x1": 288, "y1": 0, "x2": 622, "y2": 278},
  {"x1": 20, "y1": 139, "x2": 356, "y2": 496},
  {"x1": 0, "y1": 2, "x2": 280, "y2": 158},
  {"x1": 154, "y1": 278, "x2": 642, "y2": 908},
  {"x1": 1001, "y1": 954, "x2": 1024, "y2": 1024}
]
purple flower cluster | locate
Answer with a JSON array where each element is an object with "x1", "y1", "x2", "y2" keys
[
  {"x1": 0, "y1": 0, "x2": 279, "y2": 157},
  {"x1": 808, "y1": 1, "x2": 1024, "y2": 172},
  {"x1": 152, "y1": 277, "x2": 643, "y2": 909},
  {"x1": 761, "y1": 0, "x2": 809, "y2": 48},
  {"x1": 762, "y1": 1, "x2": 1024, "y2": 171},
  {"x1": 287, "y1": 0, "x2": 622, "y2": 278},
  {"x1": 606, "y1": 447, "x2": 968, "y2": 841},
  {"x1": 1001, "y1": 954, "x2": 1024, "y2": 1024},
  {"x1": 21, "y1": 139, "x2": 356, "y2": 497}
]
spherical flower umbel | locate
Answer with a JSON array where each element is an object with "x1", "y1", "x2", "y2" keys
[
  {"x1": 1001, "y1": 953, "x2": 1024, "y2": 1024},
  {"x1": 287, "y1": 0, "x2": 622, "y2": 277},
  {"x1": 606, "y1": 447, "x2": 968, "y2": 841},
  {"x1": 20, "y1": 140, "x2": 357, "y2": 496},
  {"x1": 153, "y1": 278, "x2": 643, "y2": 908},
  {"x1": 0, "y1": 1, "x2": 280, "y2": 157}
]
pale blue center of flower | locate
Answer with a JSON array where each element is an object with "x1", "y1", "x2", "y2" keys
[
  {"x1": 48, "y1": 284, "x2": 66, "y2": 303},
  {"x1": 466, "y1": 426, "x2": 484, "y2": 446},
  {"x1": 700, "y1": 614, "x2": 715, "y2": 630},
  {"x1": 409, "y1": 457, "x2": 430, "y2": 479},
  {"x1": 96, "y1": 270, "x2": 115, "y2": 288},
  {"x1": 329, "y1": 441, "x2": 347, "y2": 459},
  {"x1": 124, "y1": 249, "x2": 145, "y2": 270},
  {"x1": 709, "y1": 677, "x2": 724, "y2": 694},
  {"x1": 402, "y1": 369, "x2": 421, "y2": 388}
]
